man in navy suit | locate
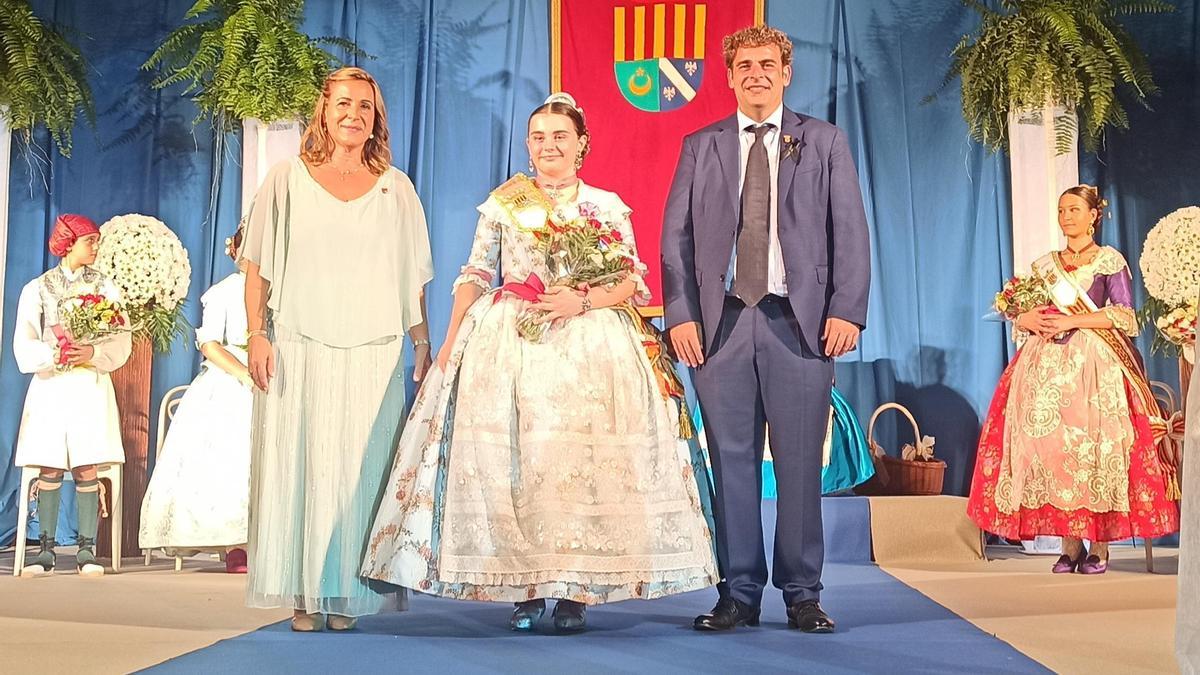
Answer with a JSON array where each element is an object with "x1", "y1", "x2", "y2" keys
[{"x1": 661, "y1": 25, "x2": 870, "y2": 633}]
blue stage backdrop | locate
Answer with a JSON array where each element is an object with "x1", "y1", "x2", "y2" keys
[{"x1": 2, "y1": 0, "x2": 1197, "y2": 545}]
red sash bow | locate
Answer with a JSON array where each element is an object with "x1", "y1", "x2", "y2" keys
[{"x1": 493, "y1": 274, "x2": 546, "y2": 305}]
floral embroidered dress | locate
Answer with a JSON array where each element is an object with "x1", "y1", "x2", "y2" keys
[
  {"x1": 968, "y1": 246, "x2": 1178, "y2": 541},
  {"x1": 362, "y1": 178, "x2": 718, "y2": 604}
]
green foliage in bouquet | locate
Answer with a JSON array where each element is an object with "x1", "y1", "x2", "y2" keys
[
  {"x1": 143, "y1": 0, "x2": 363, "y2": 127},
  {"x1": 1137, "y1": 296, "x2": 1188, "y2": 358},
  {"x1": 938, "y1": 0, "x2": 1173, "y2": 154},
  {"x1": 132, "y1": 301, "x2": 191, "y2": 353},
  {"x1": 0, "y1": 0, "x2": 95, "y2": 156}
]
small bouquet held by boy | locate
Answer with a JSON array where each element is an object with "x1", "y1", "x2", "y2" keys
[{"x1": 52, "y1": 292, "x2": 130, "y2": 371}]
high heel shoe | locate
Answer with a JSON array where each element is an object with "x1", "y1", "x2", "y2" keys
[
  {"x1": 291, "y1": 612, "x2": 325, "y2": 632},
  {"x1": 510, "y1": 599, "x2": 546, "y2": 631},
  {"x1": 1051, "y1": 553, "x2": 1083, "y2": 574},
  {"x1": 327, "y1": 615, "x2": 358, "y2": 631},
  {"x1": 1077, "y1": 554, "x2": 1109, "y2": 575},
  {"x1": 552, "y1": 600, "x2": 586, "y2": 633}
]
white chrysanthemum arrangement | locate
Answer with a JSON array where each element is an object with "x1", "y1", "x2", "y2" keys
[
  {"x1": 94, "y1": 213, "x2": 192, "y2": 351},
  {"x1": 1139, "y1": 206, "x2": 1200, "y2": 361}
]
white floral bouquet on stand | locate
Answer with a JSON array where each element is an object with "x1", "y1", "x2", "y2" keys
[
  {"x1": 1139, "y1": 206, "x2": 1200, "y2": 363},
  {"x1": 94, "y1": 213, "x2": 192, "y2": 352}
]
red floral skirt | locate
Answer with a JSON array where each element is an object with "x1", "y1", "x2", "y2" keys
[{"x1": 966, "y1": 353, "x2": 1179, "y2": 542}]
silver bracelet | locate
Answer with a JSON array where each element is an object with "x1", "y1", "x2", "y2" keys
[
  {"x1": 580, "y1": 295, "x2": 592, "y2": 313},
  {"x1": 412, "y1": 338, "x2": 431, "y2": 347}
]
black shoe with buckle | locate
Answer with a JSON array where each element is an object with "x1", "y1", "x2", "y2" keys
[
  {"x1": 693, "y1": 597, "x2": 760, "y2": 631},
  {"x1": 786, "y1": 600, "x2": 835, "y2": 633}
]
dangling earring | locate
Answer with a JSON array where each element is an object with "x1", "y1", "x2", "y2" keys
[
  {"x1": 574, "y1": 151, "x2": 584, "y2": 171},
  {"x1": 528, "y1": 159, "x2": 536, "y2": 174},
  {"x1": 1088, "y1": 225, "x2": 1095, "y2": 236}
]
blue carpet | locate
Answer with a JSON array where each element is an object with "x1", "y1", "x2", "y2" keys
[{"x1": 144, "y1": 502, "x2": 1047, "y2": 675}]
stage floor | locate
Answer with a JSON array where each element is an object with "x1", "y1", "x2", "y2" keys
[{"x1": 0, "y1": 500, "x2": 1180, "y2": 674}]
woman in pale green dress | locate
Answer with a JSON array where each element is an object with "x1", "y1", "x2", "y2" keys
[{"x1": 240, "y1": 67, "x2": 433, "y2": 632}]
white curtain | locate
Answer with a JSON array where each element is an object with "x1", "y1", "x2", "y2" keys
[
  {"x1": 1179, "y1": 329, "x2": 1200, "y2": 674},
  {"x1": 1007, "y1": 105, "x2": 1079, "y2": 274},
  {"x1": 241, "y1": 119, "x2": 301, "y2": 217}
]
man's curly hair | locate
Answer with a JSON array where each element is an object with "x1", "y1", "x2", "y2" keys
[{"x1": 722, "y1": 25, "x2": 793, "y2": 69}]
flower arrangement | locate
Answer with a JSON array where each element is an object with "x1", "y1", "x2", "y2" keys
[
  {"x1": 51, "y1": 293, "x2": 130, "y2": 370},
  {"x1": 94, "y1": 214, "x2": 192, "y2": 351},
  {"x1": 1138, "y1": 206, "x2": 1200, "y2": 358},
  {"x1": 994, "y1": 274, "x2": 1050, "y2": 320},
  {"x1": 514, "y1": 202, "x2": 639, "y2": 342}
]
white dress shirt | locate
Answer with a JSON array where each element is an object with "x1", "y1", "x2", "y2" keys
[{"x1": 728, "y1": 104, "x2": 788, "y2": 297}]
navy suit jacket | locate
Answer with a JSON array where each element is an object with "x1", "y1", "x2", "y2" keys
[{"x1": 660, "y1": 107, "x2": 871, "y2": 356}]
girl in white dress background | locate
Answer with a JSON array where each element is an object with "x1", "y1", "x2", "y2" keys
[
  {"x1": 139, "y1": 227, "x2": 253, "y2": 573},
  {"x1": 14, "y1": 214, "x2": 132, "y2": 577}
]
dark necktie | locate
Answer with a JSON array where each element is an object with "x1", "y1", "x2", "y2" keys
[{"x1": 733, "y1": 123, "x2": 772, "y2": 306}]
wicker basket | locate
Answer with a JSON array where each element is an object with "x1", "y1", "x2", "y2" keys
[{"x1": 855, "y1": 402, "x2": 946, "y2": 496}]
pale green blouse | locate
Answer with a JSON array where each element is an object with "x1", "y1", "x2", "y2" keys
[{"x1": 239, "y1": 157, "x2": 433, "y2": 348}]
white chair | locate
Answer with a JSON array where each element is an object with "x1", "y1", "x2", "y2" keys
[
  {"x1": 14, "y1": 462, "x2": 123, "y2": 576},
  {"x1": 143, "y1": 384, "x2": 188, "y2": 571}
]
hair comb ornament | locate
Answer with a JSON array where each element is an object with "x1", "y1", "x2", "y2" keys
[{"x1": 545, "y1": 92, "x2": 584, "y2": 120}]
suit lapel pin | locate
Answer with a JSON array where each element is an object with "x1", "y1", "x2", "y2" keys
[{"x1": 782, "y1": 134, "x2": 802, "y2": 161}]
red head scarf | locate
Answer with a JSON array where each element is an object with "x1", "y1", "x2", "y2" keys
[{"x1": 48, "y1": 214, "x2": 101, "y2": 257}]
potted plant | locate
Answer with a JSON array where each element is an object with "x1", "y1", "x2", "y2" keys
[
  {"x1": 0, "y1": 0, "x2": 95, "y2": 157},
  {"x1": 945, "y1": 0, "x2": 1172, "y2": 154},
  {"x1": 143, "y1": 0, "x2": 362, "y2": 211},
  {"x1": 936, "y1": 0, "x2": 1173, "y2": 278}
]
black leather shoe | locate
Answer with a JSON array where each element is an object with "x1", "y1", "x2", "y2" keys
[
  {"x1": 552, "y1": 600, "x2": 586, "y2": 633},
  {"x1": 786, "y1": 600, "x2": 835, "y2": 633},
  {"x1": 693, "y1": 597, "x2": 761, "y2": 631}
]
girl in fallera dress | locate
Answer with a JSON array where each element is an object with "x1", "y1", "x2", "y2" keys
[
  {"x1": 13, "y1": 214, "x2": 132, "y2": 577},
  {"x1": 361, "y1": 93, "x2": 717, "y2": 633},
  {"x1": 967, "y1": 185, "x2": 1178, "y2": 574},
  {"x1": 139, "y1": 227, "x2": 253, "y2": 573}
]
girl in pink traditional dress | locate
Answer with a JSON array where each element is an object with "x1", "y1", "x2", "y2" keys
[{"x1": 968, "y1": 185, "x2": 1178, "y2": 575}]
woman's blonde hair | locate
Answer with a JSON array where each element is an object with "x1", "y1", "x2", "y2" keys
[{"x1": 300, "y1": 67, "x2": 392, "y2": 175}]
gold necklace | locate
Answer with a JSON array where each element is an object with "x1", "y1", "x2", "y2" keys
[
  {"x1": 330, "y1": 162, "x2": 365, "y2": 181},
  {"x1": 1064, "y1": 241, "x2": 1097, "y2": 265}
]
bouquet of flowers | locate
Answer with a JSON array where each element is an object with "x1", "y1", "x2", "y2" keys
[
  {"x1": 515, "y1": 202, "x2": 640, "y2": 342},
  {"x1": 94, "y1": 214, "x2": 192, "y2": 352},
  {"x1": 1155, "y1": 299, "x2": 1198, "y2": 364},
  {"x1": 993, "y1": 274, "x2": 1050, "y2": 320},
  {"x1": 52, "y1": 293, "x2": 129, "y2": 370},
  {"x1": 1139, "y1": 206, "x2": 1200, "y2": 358}
]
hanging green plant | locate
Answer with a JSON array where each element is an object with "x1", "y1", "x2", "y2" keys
[
  {"x1": 0, "y1": 0, "x2": 95, "y2": 157},
  {"x1": 938, "y1": 0, "x2": 1173, "y2": 154},
  {"x1": 143, "y1": 0, "x2": 362, "y2": 127}
]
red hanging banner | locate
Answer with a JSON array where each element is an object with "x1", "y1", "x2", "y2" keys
[{"x1": 551, "y1": 0, "x2": 765, "y2": 311}]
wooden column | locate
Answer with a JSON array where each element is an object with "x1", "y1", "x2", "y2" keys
[{"x1": 99, "y1": 338, "x2": 152, "y2": 558}]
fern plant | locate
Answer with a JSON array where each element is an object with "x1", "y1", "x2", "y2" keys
[
  {"x1": 143, "y1": 0, "x2": 360, "y2": 128},
  {"x1": 0, "y1": 0, "x2": 95, "y2": 157},
  {"x1": 943, "y1": 0, "x2": 1173, "y2": 154}
]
